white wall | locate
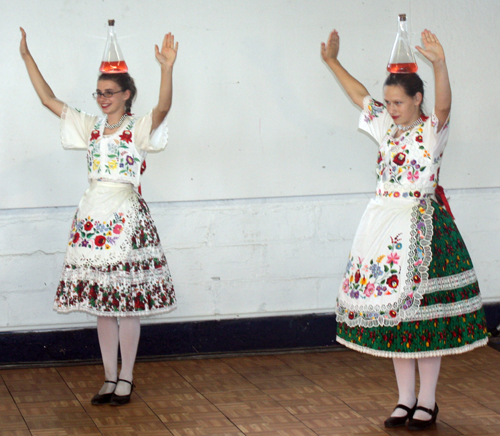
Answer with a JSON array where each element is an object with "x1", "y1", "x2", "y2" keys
[
  {"x1": 2, "y1": 0, "x2": 500, "y2": 209},
  {"x1": 1, "y1": 0, "x2": 500, "y2": 332},
  {"x1": 1, "y1": 188, "x2": 499, "y2": 332}
]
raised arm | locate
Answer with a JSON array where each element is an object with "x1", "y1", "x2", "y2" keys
[
  {"x1": 19, "y1": 28, "x2": 65, "y2": 117},
  {"x1": 416, "y1": 30, "x2": 451, "y2": 131},
  {"x1": 321, "y1": 30, "x2": 369, "y2": 109},
  {"x1": 151, "y1": 32, "x2": 178, "y2": 131}
]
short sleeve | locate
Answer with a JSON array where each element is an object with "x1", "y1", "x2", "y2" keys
[
  {"x1": 134, "y1": 110, "x2": 169, "y2": 153},
  {"x1": 358, "y1": 96, "x2": 393, "y2": 144},
  {"x1": 430, "y1": 108, "x2": 451, "y2": 157},
  {"x1": 60, "y1": 105, "x2": 99, "y2": 150}
]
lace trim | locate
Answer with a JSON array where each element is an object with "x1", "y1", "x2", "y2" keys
[
  {"x1": 64, "y1": 193, "x2": 140, "y2": 268},
  {"x1": 422, "y1": 269, "x2": 477, "y2": 294},
  {"x1": 406, "y1": 295, "x2": 483, "y2": 322},
  {"x1": 60, "y1": 247, "x2": 172, "y2": 285},
  {"x1": 54, "y1": 303, "x2": 177, "y2": 318},
  {"x1": 336, "y1": 336, "x2": 488, "y2": 359},
  {"x1": 337, "y1": 199, "x2": 434, "y2": 328}
]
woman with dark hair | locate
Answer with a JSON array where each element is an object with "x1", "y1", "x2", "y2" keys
[
  {"x1": 20, "y1": 28, "x2": 178, "y2": 405},
  {"x1": 321, "y1": 29, "x2": 487, "y2": 430}
]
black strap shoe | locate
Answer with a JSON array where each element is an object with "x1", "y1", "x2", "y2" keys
[
  {"x1": 407, "y1": 403, "x2": 439, "y2": 431},
  {"x1": 109, "y1": 379, "x2": 135, "y2": 406},
  {"x1": 91, "y1": 380, "x2": 117, "y2": 405},
  {"x1": 384, "y1": 401, "x2": 417, "y2": 428}
]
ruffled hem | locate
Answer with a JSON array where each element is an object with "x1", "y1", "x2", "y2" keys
[
  {"x1": 336, "y1": 336, "x2": 489, "y2": 359},
  {"x1": 53, "y1": 302, "x2": 177, "y2": 318}
]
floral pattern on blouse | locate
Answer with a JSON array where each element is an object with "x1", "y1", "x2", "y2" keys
[{"x1": 87, "y1": 118, "x2": 141, "y2": 179}]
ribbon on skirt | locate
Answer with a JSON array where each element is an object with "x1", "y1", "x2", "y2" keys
[
  {"x1": 434, "y1": 185, "x2": 455, "y2": 220},
  {"x1": 138, "y1": 160, "x2": 147, "y2": 195}
]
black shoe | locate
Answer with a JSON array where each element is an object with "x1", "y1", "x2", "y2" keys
[
  {"x1": 109, "y1": 379, "x2": 135, "y2": 406},
  {"x1": 407, "y1": 403, "x2": 439, "y2": 431},
  {"x1": 91, "y1": 380, "x2": 117, "y2": 405},
  {"x1": 384, "y1": 401, "x2": 417, "y2": 428}
]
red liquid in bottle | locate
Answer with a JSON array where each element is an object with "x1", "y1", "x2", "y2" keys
[
  {"x1": 387, "y1": 62, "x2": 418, "y2": 74},
  {"x1": 100, "y1": 61, "x2": 128, "y2": 74}
]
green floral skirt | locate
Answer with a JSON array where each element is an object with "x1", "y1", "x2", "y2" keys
[{"x1": 336, "y1": 201, "x2": 488, "y2": 358}]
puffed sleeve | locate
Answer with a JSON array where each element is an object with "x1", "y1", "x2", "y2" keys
[
  {"x1": 60, "y1": 105, "x2": 99, "y2": 150},
  {"x1": 429, "y1": 109, "x2": 451, "y2": 157},
  {"x1": 134, "y1": 110, "x2": 169, "y2": 153},
  {"x1": 358, "y1": 96, "x2": 393, "y2": 144}
]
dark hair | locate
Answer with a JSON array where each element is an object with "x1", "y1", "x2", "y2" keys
[
  {"x1": 384, "y1": 73, "x2": 425, "y2": 114},
  {"x1": 98, "y1": 72, "x2": 137, "y2": 113}
]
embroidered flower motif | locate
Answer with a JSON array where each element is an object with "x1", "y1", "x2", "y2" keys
[
  {"x1": 396, "y1": 243, "x2": 402, "y2": 250},
  {"x1": 389, "y1": 310, "x2": 397, "y2": 318},
  {"x1": 95, "y1": 235, "x2": 106, "y2": 247},
  {"x1": 342, "y1": 279, "x2": 350, "y2": 293},
  {"x1": 415, "y1": 135, "x2": 423, "y2": 143},
  {"x1": 119, "y1": 130, "x2": 132, "y2": 144},
  {"x1": 364, "y1": 283, "x2": 375, "y2": 297},
  {"x1": 413, "y1": 274, "x2": 421, "y2": 283},
  {"x1": 414, "y1": 191, "x2": 421, "y2": 198},
  {"x1": 348, "y1": 311, "x2": 355, "y2": 320},
  {"x1": 407, "y1": 171, "x2": 420, "y2": 182},
  {"x1": 393, "y1": 152, "x2": 406, "y2": 166},
  {"x1": 387, "y1": 252, "x2": 400, "y2": 265},
  {"x1": 377, "y1": 152, "x2": 383, "y2": 164},
  {"x1": 90, "y1": 130, "x2": 100, "y2": 141},
  {"x1": 84, "y1": 221, "x2": 93, "y2": 231},
  {"x1": 387, "y1": 275, "x2": 399, "y2": 288},
  {"x1": 72, "y1": 233, "x2": 80, "y2": 243},
  {"x1": 113, "y1": 224, "x2": 123, "y2": 235},
  {"x1": 126, "y1": 155, "x2": 134, "y2": 166},
  {"x1": 108, "y1": 160, "x2": 118, "y2": 170},
  {"x1": 354, "y1": 270, "x2": 361, "y2": 283}
]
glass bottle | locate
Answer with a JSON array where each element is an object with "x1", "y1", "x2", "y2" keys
[
  {"x1": 100, "y1": 19, "x2": 128, "y2": 74},
  {"x1": 387, "y1": 14, "x2": 418, "y2": 74}
]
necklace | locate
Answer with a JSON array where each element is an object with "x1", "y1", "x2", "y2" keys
[
  {"x1": 105, "y1": 114, "x2": 128, "y2": 129},
  {"x1": 396, "y1": 117, "x2": 423, "y2": 131}
]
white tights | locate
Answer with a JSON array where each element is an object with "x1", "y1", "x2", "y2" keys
[
  {"x1": 96, "y1": 316, "x2": 141, "y2": 396},
  {"x1": 391, "y1": 357, "x2": 441, "y2": 420}
]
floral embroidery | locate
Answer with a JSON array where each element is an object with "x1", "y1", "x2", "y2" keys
[
  {"x1": 364, "y1": 99, "x2": 384, "y2": 122},
  {"x1": 86, "y1": 118, "x2": 142, "y2": 178},
  {"x1": 343, "y1": 233, "x2": 403, "y2": 300},
  {"x1": 338, "y1": 200, "x2": 433, "y2": 327},
  {"x1": 87, "y1": 119, "x2": 103, "y2": 174},
  {"x1": 69, "y1": 212, "x2": 126, "y2": 251},
  {"x1": 119, "y1": 130, "x2": 132, "y2": 144}
]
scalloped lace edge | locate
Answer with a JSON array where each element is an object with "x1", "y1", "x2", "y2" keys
[
  {"x1": 336, "y1": 336, "x2": 488, "y2": 359},
  {"x1": 54, "y1": 303, "x2": 177, "y2": 318}
]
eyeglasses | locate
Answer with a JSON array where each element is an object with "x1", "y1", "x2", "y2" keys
[{"x1": 92, "y1": 90, "x2": 124, "y2": 99}]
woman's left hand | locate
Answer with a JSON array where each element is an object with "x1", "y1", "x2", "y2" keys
[
  {"x1": 415, "y1": 29, "x2": 445, "y2": 64},
  {"x1": 155, "y1": 33, "x2": 178, "y2": 67}
]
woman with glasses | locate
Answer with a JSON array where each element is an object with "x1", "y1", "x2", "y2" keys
[{"x1": 20, "y1": 27, "x2": 178, "y2": 405}]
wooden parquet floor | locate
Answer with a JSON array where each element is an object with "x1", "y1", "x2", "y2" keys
[{"x1": 1, "y1": 345, "x2": 500, "y2": 436}]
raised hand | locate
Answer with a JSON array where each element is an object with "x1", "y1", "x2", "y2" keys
[
  {"x1": 415, "y1": 30, "x2": 445, "y2": 64},
  {"x1": 19, "y1": 27, "x2": 31, "y2": 58},
  {"x1": 155, "y1": 33, "x2": 178, "y2": 67},
  {"x1": 321, "y1": 30, "x2": 340, "y2": 63}
]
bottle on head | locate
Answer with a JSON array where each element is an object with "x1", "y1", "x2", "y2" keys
[
  {"x1": 387, "y1": 14, "x2": 418, "y2": 74},
  {"x1": 100, "y1": 19, "x2": 128, "y2": 74}
]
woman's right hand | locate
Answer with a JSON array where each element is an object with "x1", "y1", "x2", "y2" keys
[
  {"x1": 20, "y1": 26, "x2": 65, "y2": 117},
  {"x1": 321, "y1": 29, "x2": 340, "y2": 63},
  {"x1": 19, "y1": 27, "x2": 31, "y2": 59}
]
